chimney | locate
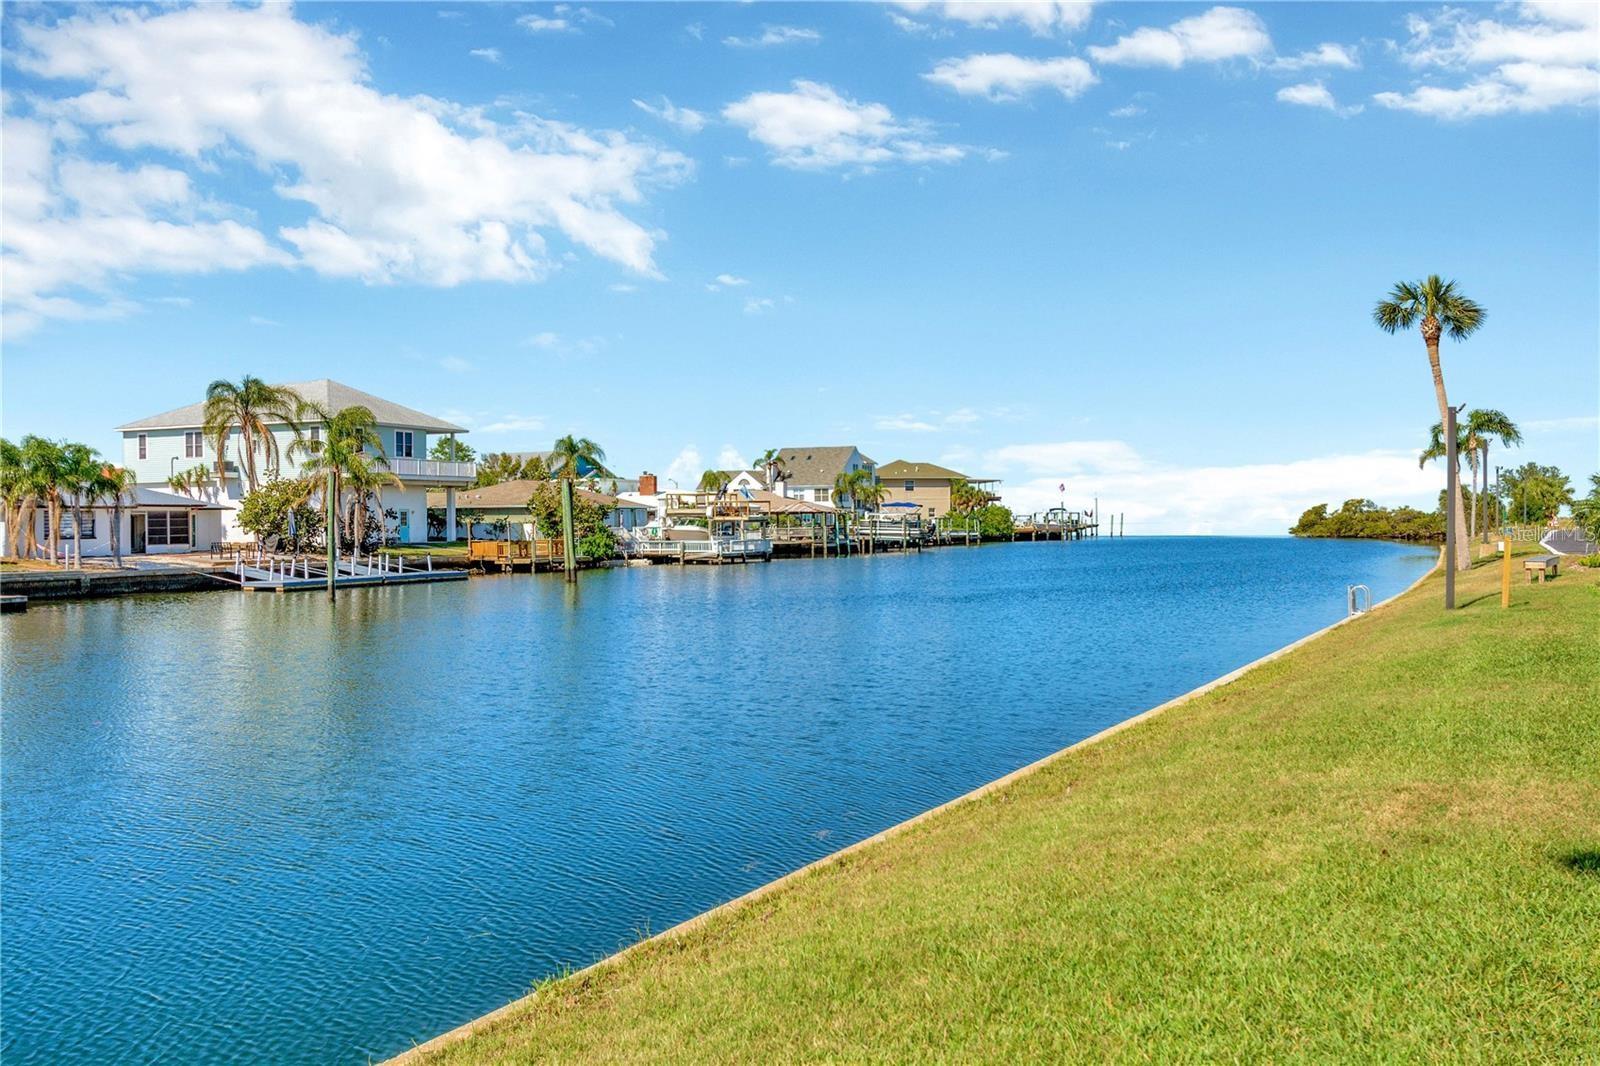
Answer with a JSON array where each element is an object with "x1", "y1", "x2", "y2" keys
[{"x1": 638, "y1": 471, "x2": 658, "y2": 496}]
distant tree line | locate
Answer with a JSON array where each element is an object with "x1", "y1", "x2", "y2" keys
[{"x1": 1291, "y1": 499, "x2": 1444, "y2": 542}]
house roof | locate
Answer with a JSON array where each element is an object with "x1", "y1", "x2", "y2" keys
[
  {"x1": 116, "y1": 379, "x2": 468, "y2": 433},
  {"x1": 746, "y1": 489, "x2": 836, "y2": 514},
  {"x1": 425, "y1": 479, "x2": 650, "y2": 511},
  {"x1": 60, "y1": 486, "x2": 225, "y2": 509},
  {"x1": 876, "y1": 460, "x2": 973, "y2": 482},
  {"x1": 774, "y1": 446, "x2": 873, "y2": 487}
]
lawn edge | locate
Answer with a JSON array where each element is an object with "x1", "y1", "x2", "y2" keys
[{"x1": 386, "y1": 548, "x2": 1443, "y2": 1064}]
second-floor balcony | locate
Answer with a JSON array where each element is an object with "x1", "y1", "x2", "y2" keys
[{"x1": 387, "y1": 457, "x2": 476, "y2": 485}]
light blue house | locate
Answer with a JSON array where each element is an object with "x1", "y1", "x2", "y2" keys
[{"x1": 116, "y1": 379, "x2": 475, "y2": 547}]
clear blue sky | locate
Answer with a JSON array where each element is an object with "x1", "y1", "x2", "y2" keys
[{"x1": 3, "y1": 2, "x2": 1596, "y2": 531}]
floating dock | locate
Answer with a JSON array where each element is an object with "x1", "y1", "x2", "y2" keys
[{"x1": 220, "y1": 553, "x2": 467, "y2": 593}]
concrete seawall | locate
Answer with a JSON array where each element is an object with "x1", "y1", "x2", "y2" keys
[{"x1": 0, "y1": 569, "x2": 227, "y2": 602}]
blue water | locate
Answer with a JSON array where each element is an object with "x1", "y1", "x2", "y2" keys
[{"x1": 1, "y1": 537, "x2": 1433, "y2": 1063}]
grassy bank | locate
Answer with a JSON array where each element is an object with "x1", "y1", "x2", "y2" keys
[{"x1": 411, "y1": 555, "x2": 1599, "y2": 1063}]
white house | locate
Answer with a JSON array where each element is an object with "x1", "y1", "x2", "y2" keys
[
  {"x1": 13, "y1": 486, "x2": 227, "y2": 559},
  {"x1": 771, "y1": 446, "x2": 876, "y2": 509},
  {"x1": 116, "y1": 379, "x2": 475, "y2": 546}
]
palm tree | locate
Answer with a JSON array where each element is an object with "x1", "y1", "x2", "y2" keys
[
  {"x1": 0, "y1": 438, "x2": 25, "y2": 559},
  {"x1": 1374, "y1": 275, "x2": 1486, "y2": 571},
  {"x1": 290, "y1": 404, "x2": 397, "y2": 553},
  {"x1": 96, "y1": 465, "x2": 137, "y2": 567},
  {"x1": 754, "y1": 448, "x2": 787, "y2": 490},
  {"x1": 698, "y1": 469, "x2": 732, "y2": 493},
  {"x1": 547, "y1": 435, "x2": 607, "y2": 480},
  {"x1": 203, "y1": 376, "x2": 305, "y2": 494},
  {"x1": 59, "y1": 442, "x2": 102, "y2": 569},
  {"x1": 1418, "y1": 420, "x2": 1474, "y2": 539},
  {"x1": 833, "y1": 468, "x2": 886, "y2": 513},
  {"x1": 1465, "y1": 409, "x2": 1521, "y2": 541},
  {"x1": 343, "y1": 458, "x2": 403, "y2": 555},
  {"x1": 20, "y1": 436, "x2": 68, "y2": 564}
]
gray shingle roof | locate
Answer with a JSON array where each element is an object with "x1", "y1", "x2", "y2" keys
[
  {"x1": 116, "y1": 379, "x2": 467, "y2": 433},
  {"x1": 774, "y1": 446, "x2": 873, "y2": 487}
]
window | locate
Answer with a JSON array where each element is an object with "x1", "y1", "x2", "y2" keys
[
  {"x1": 145, "y1": 510, "x2": 191, "y2": 547},
  {"x1": 137, "y1": 434, "x2": 148, "y2": 460},
  {"x1": 394, "y1": 430, "x2": 414, "y2": 458},
  {"x1": 904, "y1": 480, "x2": 915, "y2": 492},
  {"x1": 814, "y1": 489, "x2": 830, "y2": 502},
  {"x1": 309, "y1": 426, "x2": 320, "y2": 444},
  {"x1": 184, "y1": 431, "x2": 204, "y2": 459},
  {"x1": 43, "y1": 512, "x2": 96, "y2": 539}
]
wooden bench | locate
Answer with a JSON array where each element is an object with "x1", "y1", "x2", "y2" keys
[{"x1": 1524, "y1": 554, "x2": 1560, "y2": 583}]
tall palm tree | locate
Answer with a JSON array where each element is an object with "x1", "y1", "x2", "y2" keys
[
  {"x1": 1374, "y1": 275, "x2": 1486, "y2": 571},
  {"x1": 0, "y1": 438, "x2": 25, "y2": 559},
  {"x1": 203, "y1": 376, "x2": 305, "y2": 494},
  {"x1": 289, "y1": 404, "x2": 397, "y2": 552},
  {"x1": 547, "y1": 435, "x2": 607, "y2": 480},
  {"x1": 59, "y1": 442, "x2": 102, "y2": 569},
  {"x1": 1465, "y1": 409, "x2": 1521, "y2": 541},
  {"x1": 95, "y1": 465, "x2": 137, "y2": 567},
  {"x1": 699, "y1": 469, "x2": 732, "y2": 493},
  {"x1": 20, "y1": 436, "x2": 68, "y2": 564},
  {"x1": 833, "y1": 468, "x2": 886, "y2": 512}
]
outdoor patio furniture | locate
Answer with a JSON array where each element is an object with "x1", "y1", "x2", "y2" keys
[{"x1": 1524, "y1": 555, "x2": 1560, "y2": 583}]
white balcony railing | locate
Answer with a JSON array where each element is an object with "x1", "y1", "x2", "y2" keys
[{"x1": 387, "y1": 457, "x2": 477, "y2": 483}]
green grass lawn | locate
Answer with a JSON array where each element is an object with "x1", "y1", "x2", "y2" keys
[{"x1": 411, "y1": 554, "x2": 1599, "y2": 1064}]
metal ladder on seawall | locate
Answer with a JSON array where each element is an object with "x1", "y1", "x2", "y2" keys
[{"x1": 1347, "y1": 584, "x2": 1371, "y2": 616}]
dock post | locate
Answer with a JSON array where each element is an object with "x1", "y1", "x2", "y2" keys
[{"x1": 326, "y1": 469, "x2": 337, "y2": 601}]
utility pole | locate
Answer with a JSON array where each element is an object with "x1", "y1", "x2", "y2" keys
[
  {"x1": 1445, "y1": 403, "x2": 1464, "y2": 609},
  {"x1": 326, "y1": 468, "x2": 337, "y2": 602}
]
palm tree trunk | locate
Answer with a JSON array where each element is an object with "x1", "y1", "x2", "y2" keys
[
  {"x1": 1466, "y1": 452, "x2": 1478, "y2": 544},
  {"x1": 47, "y1": 496, "x2": 61, "y2": 564},
  {"x1": 19, "y1": 499, "x2": 38, "y2": 559},
  {"x1": 1479, "y1": 441, "x2": 1491, "y2": 541},
  {"x1": 1423, "y1": 328, "x2": 1469, "y2": 571}
]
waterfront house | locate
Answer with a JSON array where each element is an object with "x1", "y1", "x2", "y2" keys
[
  {"x1": 773, "y1": 446, "x2": 876, "y2": 508},
  {"x1": 427, "y1": 480, "x2": 652, "y2": 541},
  {"x1": 14, "y1": 486, "x2": 226, "y2": 559},
  {"x1": 876, "y1": 460, "x2": 1001, "y2": 517},
  {"x1": 117, "y1": 379, "x2": 476, "y2": 545}
]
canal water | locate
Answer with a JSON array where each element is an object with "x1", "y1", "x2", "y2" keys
[{"x1": 1, "y1": 538, "x2": 1434, "y2": 1063}]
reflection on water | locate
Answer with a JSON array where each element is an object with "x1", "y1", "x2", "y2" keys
[{"x1": 1, "y1": 538, "x2": 1434, "y2": 1063}]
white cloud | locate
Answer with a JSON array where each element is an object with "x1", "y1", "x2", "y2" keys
[
  {"x1": 608, "y1": 282, "x2": 638, "y2": 293},
  {"x1": 517, "y1": 13, "x2": 571, "y2": 34},
  {"x1": 723, "y1": 80, "x2": 968, "y2": 170},
  {"x1": 892, "y1": 2, "x2": 1094, "y2": 37},
  {"x1": 1277, "y1": 81, "x2": 1363, "y2": 116},
  {"x1": 988, "y1": 439, "x2": 1445, "y2": 534},
  {"x1": 664, "y1": 445, "x2": 704, "y2": 487},
  {"x1": 924, "y1": 53, "x2": 1097, "y2": 101},
  {"x1": 525, "y1": 331, "x2": 562, "y2": 348},
  {"x1": 1374, "y1": 3, "x2": 1599, "y2": 118},
  {"x1": 632, "y1": 96, "x2": 707, "y2": 134},
  {"x1": 153, "y1": 296, "x2": 193, "y2": 307},
  {"x1": 479, "y1": 414, "x2": 546, "y2": 434},
  {"x1": 715, "y1": 445, "x2": 746, "y2": 469},
  {"x1": 469, "y1": 47, "x2": 503, "y2": 64},
  {"x1": 1109, "y1": 102, "x2": 1146, "y2": 117},
  {"x1": 723, "y1": 25, "x2": 822, "y2": 48},
  {"x1": 714, "y1": 273, "x2": 749, "y2": 287},
  {"x1": 5, "y1": 4, "x2": 688, "y2": 333},
  {"x1": 1271, "y1": 42, "x2": 1359, "y2": 71},
  {"x1": 1088, "y1": 6, "x2": 1272, "y2": 68},
  {"x1": 877, "y1": 414, "x2": 940, "y2": 432},
  {"x1": 743, "y1": 296, "x2": 776, "y2": 315},
  {"x1": 876, "y1": 408, "x2": 984, "y2": 432}
]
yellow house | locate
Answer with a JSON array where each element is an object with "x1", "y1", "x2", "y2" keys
[{"x1": 876, "y1": 460, "x2": 1001, "y2": 516}]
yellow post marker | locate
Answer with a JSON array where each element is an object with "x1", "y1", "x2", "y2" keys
[{"x1": 1501, "y1": 532, "x2": 1512, "y2": 608}]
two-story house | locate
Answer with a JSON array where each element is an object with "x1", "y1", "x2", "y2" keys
[
  {"x1": 117, "y1": 379, "x2": 475, "y2": 547},
  {"x1": 876, "y1": 460, "x2": 1001, "y2": 516},
  {"x1": 772, "y1": 446, "x2": 876, "y2": 509}
]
